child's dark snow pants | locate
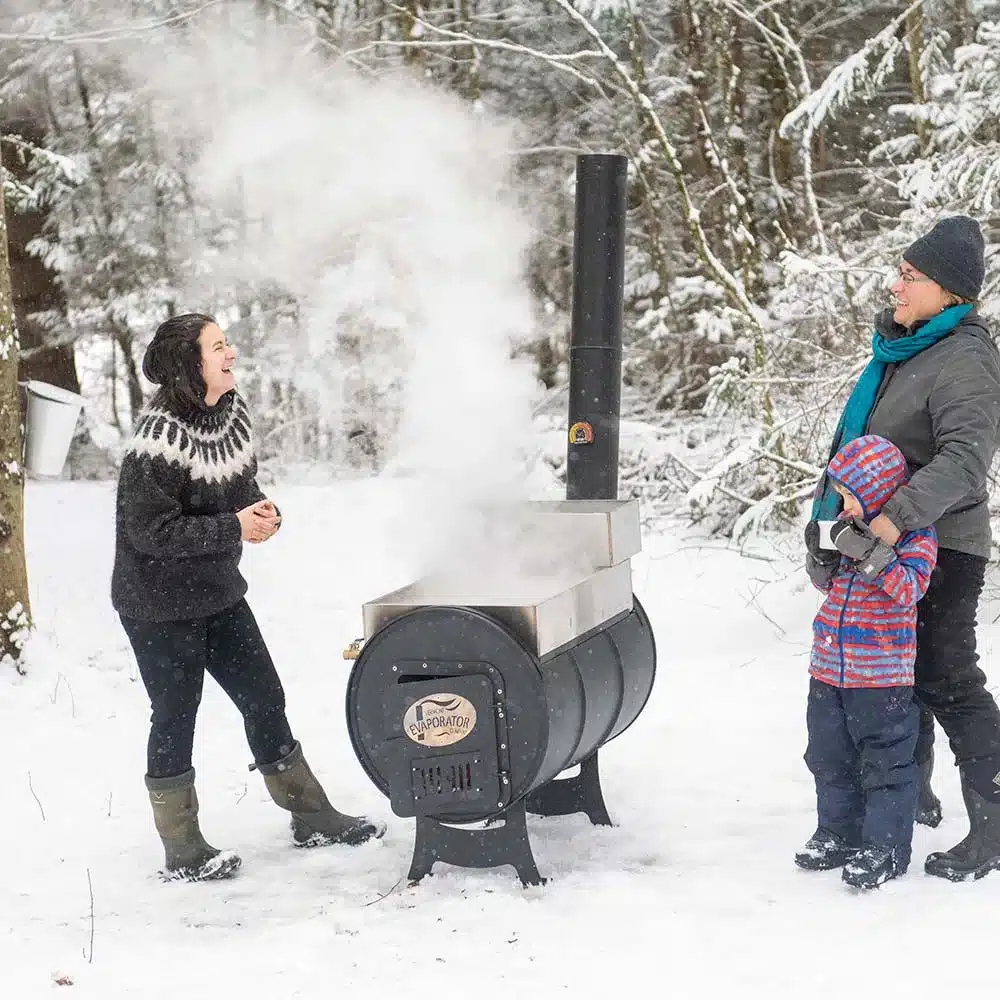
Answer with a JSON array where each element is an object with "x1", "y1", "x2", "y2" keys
[{"x1": 805, "y1": 677, "x2": 920, "y2": 865}]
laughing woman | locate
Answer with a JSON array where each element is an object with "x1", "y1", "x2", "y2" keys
[
  {"x1": 806, "y1": 217, "x2": 1000, "y2": 881},
  {"x1": 112, "y1": 313, "x2": 384, "y2": 881}
]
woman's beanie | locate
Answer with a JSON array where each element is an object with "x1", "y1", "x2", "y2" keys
[{"x1": 903, "y1": 215, "x2": 985, "y2": 300}]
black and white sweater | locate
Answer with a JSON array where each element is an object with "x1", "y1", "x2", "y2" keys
[{"x1": 111, "y1": 391, "x2": 270, "y2": 622}]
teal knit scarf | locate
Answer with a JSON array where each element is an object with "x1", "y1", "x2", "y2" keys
[{"x1": 811, "y1": 303, "x2": 973, "y2": 521}]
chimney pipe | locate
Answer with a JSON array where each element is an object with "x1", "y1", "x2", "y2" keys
[{"x1": 565, "y1": 153, "x2": 628, "y2": 501}]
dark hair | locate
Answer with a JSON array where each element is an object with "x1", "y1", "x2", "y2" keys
[{"x1": 142, "y1": 312, "x2": 217, "y2": 414}]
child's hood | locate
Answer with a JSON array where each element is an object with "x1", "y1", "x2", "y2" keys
[{"x1": 827, "y1": 434, "x2": 908, "y2": 519}]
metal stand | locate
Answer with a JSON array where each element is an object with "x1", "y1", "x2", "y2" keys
[
  {"x1": 408, "y1": 801, "x2": 546, "y2": 887},
  {"x1": 525, "y1": 751, "x2": 613, "y2": 826}
]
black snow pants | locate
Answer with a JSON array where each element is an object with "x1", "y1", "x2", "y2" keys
[
  {"x1": 913, "y1": 548, "x2": 1000, "y2": 801},
  {"x1": 121, "y1": 598, "x2": 295, "y2": 778}
]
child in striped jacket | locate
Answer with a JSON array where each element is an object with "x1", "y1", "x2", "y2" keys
[{"x1": 797, "y1": 434, "x2": 937, "y2": 889}]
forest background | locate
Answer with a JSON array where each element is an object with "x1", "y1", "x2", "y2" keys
[{"x1": 4, "y1": 0, "x2": 1000, "y2": 559}]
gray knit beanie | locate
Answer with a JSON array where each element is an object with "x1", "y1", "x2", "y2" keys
[{"x1": 903, "y1": 216, "x2": 985, "y2": 301}]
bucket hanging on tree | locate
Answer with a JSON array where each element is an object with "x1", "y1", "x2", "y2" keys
[{"x1": 23, "y1": 381, "x2": 83, "y2": 478}]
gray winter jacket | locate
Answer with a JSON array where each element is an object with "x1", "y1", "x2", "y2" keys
[{"x1": 865, "y1": 307, "x2": 1000, "y2": 558}]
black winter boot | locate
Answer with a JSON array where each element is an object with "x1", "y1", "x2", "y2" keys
[
  {"x1": 842, "y1": 845, "x2": 906, "y2": 890},
  {"x1": 794, "y1": 828, "x2": 857, "y2": 871},
  {"x1": 915, "y1": 751, "x2": 943, "y2": 828},
  {"x1": 924, "y1": 772, "x2": 1000, "y2": 881},
  {"x1": 146, "y1": 770, "x2": 241, "y2": 881},
  {"x1": 257, "y1": 742, "x2": 386, "y2": 847}
]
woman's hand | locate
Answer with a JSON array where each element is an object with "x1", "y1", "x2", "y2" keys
[
  {"x1": 257, "y1": 500, "x2": 280, "y2": 523},
  {"x1": 869, "y1": 513, "x2": 902, "y2": 546},
  {"x1": 236, "y1": 500, "x2": 281, "y2": 544}
]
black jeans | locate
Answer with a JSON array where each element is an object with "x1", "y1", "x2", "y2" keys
[
  {"x1": 914, "y1": 548, "x2": 1000, "y2": 799},
  {"x1": 121, "y1": 599, "x2": 295, "y2": 778}
]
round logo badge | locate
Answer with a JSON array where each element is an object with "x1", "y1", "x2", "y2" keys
[{"x1": 403, "y1": 693, "x2": 478, "y2": 747}]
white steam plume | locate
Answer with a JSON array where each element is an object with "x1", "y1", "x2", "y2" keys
[{"x1": 122, "y1": 10, "x2": 567, "y2": 586}]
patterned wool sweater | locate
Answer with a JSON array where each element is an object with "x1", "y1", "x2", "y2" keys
[
  {"x1": 111, "y1": 390, "x2": 269, "y2": 622},
  {"x1": 810, "y1": 435, "x2": 938, "y2": 689}
]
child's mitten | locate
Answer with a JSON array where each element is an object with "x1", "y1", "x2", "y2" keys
[
  {"x1": 830, "y1": 516, "x2": 896, "y2": 581},
  {"x1": 804, "y1": 520, "x2": 839, "y2": 589}
]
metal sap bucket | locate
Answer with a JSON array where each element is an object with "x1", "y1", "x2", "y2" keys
[{"x1": 23, "y1": 380, "x2": 84, "y2": 478}]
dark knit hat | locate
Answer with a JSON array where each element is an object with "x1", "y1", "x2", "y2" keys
[{"x1": 903, "y1": 215, "x2": 985, "y2": 300}]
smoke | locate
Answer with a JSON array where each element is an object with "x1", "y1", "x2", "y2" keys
[{"x1": 114, "y1": 8, "x2": 567, "y2": 584}]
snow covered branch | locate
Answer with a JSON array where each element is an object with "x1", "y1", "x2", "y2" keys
[
  {"x1": 779, "y1": 1, "x2": 927, "y2": 138},
  {"x1": 0, "y1": 1, "x2": 228, "y2": 44},
  {"x1": 550, "y1": 0, "x2": 765, "y2": 330}
]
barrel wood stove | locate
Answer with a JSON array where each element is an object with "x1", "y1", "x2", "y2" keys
[{"x1": 344, "y1": 153, "x2": 657, "y2": 885}]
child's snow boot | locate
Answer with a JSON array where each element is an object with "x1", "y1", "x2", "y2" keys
[
  {"x1": 146, "y1": 770, "x2": 241, "y2": 881},
  {"x1": 794, "y1": 828, "x2": 856, "y2": 871},
  {"x1": 841, "y1": 845, "x2": 905, "y2": 890},
  {"x1": 257, "y1": 741, "x2": 386, "y2": 847},
  {"x1": 915, "y1": 750, "x2": 942, "y2": 828},
  {"x1": 924, "y1": 771, "x2": 1000, "y2": 881}
]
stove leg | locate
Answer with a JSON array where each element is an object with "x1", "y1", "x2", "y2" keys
[
  {"x1": 524, "y1": 750, "x2": 613, "y2": 826},
  {"x1": 407, "y1": 801, "x2": 546, "y2": 886}
]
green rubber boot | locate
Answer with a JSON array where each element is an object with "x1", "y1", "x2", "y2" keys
[
  {"x1": 146, "y1": 769, "x2": 241, "y2": 881},
  {"x1": 257, "y1": 742, "x2": 386, "y2": 847}
]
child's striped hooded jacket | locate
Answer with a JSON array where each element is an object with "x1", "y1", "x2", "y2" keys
[{"x1": 810, "y1": 435, "x2": 938, "y2": 689}]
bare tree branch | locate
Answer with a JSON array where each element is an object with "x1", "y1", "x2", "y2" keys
[
  {"x1": 550, "y1": 0, "x2": 764, "y2": 329},
  {"x1": 0, "y1": 0, "x2": 228, "y2": 45}
]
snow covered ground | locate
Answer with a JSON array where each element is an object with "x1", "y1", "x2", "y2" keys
[{"x1": 4, "y1": 479, "x2": 1000, "y2": 998}]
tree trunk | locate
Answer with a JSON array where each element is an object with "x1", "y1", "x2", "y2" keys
[
  {"x1": 112, "y1": 321, "x2": 145, "y2": 423},
  {"x1": 0, "y1": 138, "x2": 33, "y2": 671},
  {"x1": 674, "y1": 0, "x2": 711, "y2": 180},
  {"x1": 762, "y1": 15, "x2": 796, "y2": 242},
  {"x1": 1, "y1": 119, "x2": 78, "y2": 394},
  {"x1": 399, "y1": 0, "x2": 424, "y2": 67},
  {"x1": 717, "y1": 7, "x2": 763, "y2": 304},
  {"x1": 73, "y1": 50, "x2": 144, "y2": 426},
  {"x1": 453, "y1": 0, "x2": 481, "y2": 100},
  {"x1": 626, "y1": 8, "x2": 671, "y2": 299},
  {"x1": 953, "y1": 0, "x2": 970, "y2": 48},
  {"x1": 906, "y1": 5, "x2": 930, "y2": 155}
]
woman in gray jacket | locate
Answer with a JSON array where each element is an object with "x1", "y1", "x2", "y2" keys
[{"x1": 807, "y1": 216, "x2": 1000, "y2": 881}]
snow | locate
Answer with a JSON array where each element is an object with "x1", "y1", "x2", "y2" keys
[{"x1": 4, "y1": 480, "x2": 1000, "y2": 998}]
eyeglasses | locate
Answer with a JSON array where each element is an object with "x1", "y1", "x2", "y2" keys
[{"x1": 897, "y1": 271, "x2": 934, "y2": 285}]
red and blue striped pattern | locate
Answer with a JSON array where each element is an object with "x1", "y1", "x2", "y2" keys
[
  {"x1": 810, "y1": 435, "x2": 938, "y2": 688},
  {"x1": 827, "y1": 435, "x2": 907, "y2": 519}
]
